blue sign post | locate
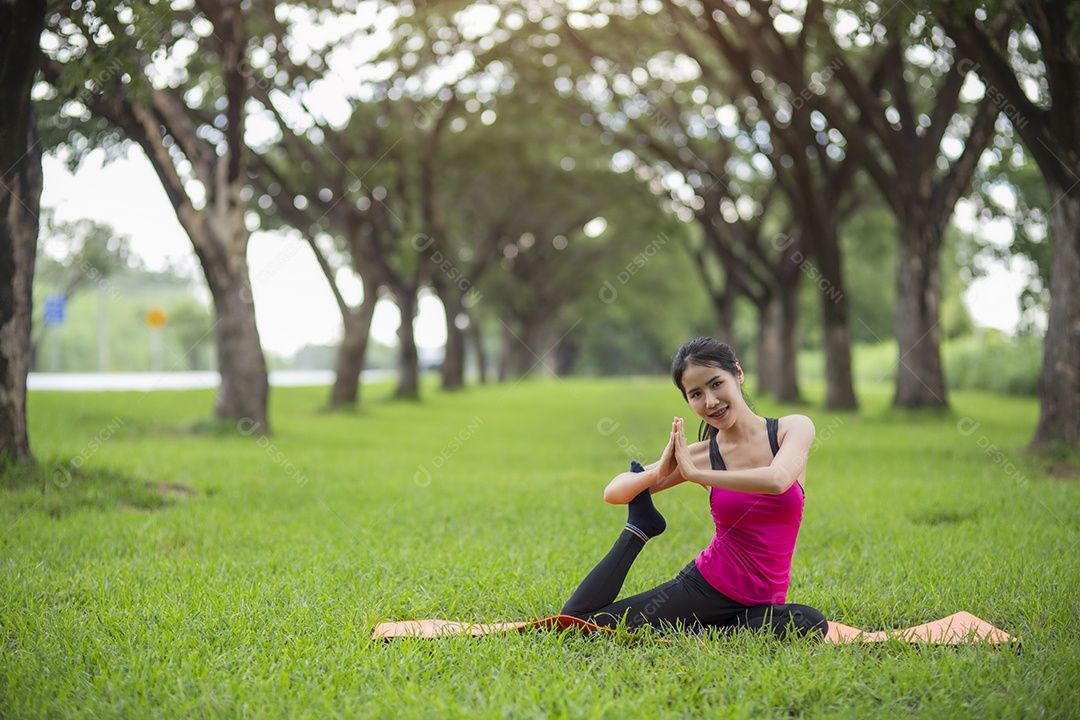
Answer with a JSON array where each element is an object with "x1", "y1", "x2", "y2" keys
[{"x1": 44, "y1": 295, "x2": 66, "y2": 327}]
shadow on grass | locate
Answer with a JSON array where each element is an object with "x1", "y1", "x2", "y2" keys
[
  {"x1": 1027, "y1": 443, "x2": 1080, "y2": 481},
  {"x1": 910, "y1": 507, "x2": 981, "y2": 526},
  {"x1": 1, "y1": 460, "x2": 200, "y2": 518},
  {"x1": 121, "y1": 418, "x2": 252, "y2": 439}
]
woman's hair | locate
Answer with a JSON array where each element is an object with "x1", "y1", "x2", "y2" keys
[{"x1": 670, "y1": 337, "x2": 754, "y2": 441}]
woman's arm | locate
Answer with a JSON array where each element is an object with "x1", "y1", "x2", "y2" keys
[
  {"x1": 671, "y1": 415, "x2": 816, "y2": 495},
  {"x1": 603, "y1": 458, "x2": 677, "y2": 505},
  {"x1": 602, "y1": 465, "x2": 679, "y2": 505}
]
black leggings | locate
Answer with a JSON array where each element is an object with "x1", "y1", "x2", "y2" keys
[{"x1": 561, "y1": 529, "x2": 828, "y2": 639}]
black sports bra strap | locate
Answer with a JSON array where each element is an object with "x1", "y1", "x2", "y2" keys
[
  {"x1": 766, "y1": 417, "x2": 780, "y2": 456},
  {"x1": 709, "y1": 433, "x2": 726, "y2": 471},
  {"x1": 710, "y1": 418, "x2": 779, "y2": 471}
]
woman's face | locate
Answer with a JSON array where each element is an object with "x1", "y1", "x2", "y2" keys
[{"x1": 680, "y1": 362, "x2": 745, "y2": 430}]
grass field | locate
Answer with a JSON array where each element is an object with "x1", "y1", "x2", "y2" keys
[{"x1": 3, "y1": 376, "x2": 1079, "y2": 718}]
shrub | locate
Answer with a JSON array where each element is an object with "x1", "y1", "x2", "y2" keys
[{"x1": 943, "y1": 331, "x2": 1042, "y2": 395}]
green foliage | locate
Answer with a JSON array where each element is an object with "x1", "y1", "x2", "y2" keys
[
  {"x1": 3, "y1": 379, "x2": 1076, "y2": 717},
  {"x1": 944, "y1": 331, "x2": 1042, "y2": 395},
  {"x1": 801, "y1": 335, "x2": 1042, "y2": 396},
  {"x1": 564, "y1": 224, "x2": 713, "y2": 376},
  {"x1": 37, "y1": 1, "x2": 174, "y2": 163}
]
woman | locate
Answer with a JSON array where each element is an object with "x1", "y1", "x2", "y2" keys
[{"x1": 560, "y1": 337, "x2": 828, "y2": 639}]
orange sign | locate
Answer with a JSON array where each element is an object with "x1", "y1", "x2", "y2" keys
[{"x1": 145, "y1": 307, "x2": 168, "y2": 329}]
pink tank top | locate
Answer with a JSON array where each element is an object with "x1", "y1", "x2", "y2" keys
[{"x1": 694, "y1": 417, "x2": 805, "y2": 606}]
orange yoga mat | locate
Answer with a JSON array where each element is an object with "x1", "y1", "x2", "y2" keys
[{"x1": 372, "y1": 611, "x2": 1017, "y2": 645}]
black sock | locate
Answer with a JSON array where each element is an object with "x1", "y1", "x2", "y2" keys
[{"x1": 625, "y1": 461, "x2": 666, "y2": 541}]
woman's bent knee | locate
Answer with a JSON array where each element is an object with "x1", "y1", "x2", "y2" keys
[{"x1": 788, "y1": 604, "x2": 828, "y2": 640}]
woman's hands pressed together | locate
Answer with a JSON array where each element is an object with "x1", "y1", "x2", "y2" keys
[
  {"x1": 656, "y1": 419, "x2": 678, "y2": 479},
  {"x1": 670, "y1": 417, "x2": 701, "y2": 485},
  {"x1": 604, "y1": 417, "x2": 695, "y2": 504}
]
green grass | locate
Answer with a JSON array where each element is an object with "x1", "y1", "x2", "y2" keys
[{"x1": 3, "y1": 377, "x2": 1079, "y2": 718}]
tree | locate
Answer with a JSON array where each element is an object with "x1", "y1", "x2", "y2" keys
[
  {"x1": 364, "y1": 0, "x2": 538, "y2": 393},
  {"x1": 682, "y1": 0, "x2": 1002, "y2": 410},
  {"x1": 428, "y1": 65, "x2": 684, "y2": 383},
  {"x1": 40, "y1": 0, "x2": 271, "y2": 433},
  {"x1": 574, "y1": 0, "x2": 862, "y2": 407},
  {"x1": 468, "y1": 168, "x2": 639, "y2": 379},
  {"x1": 246, "y1": 135, "x2": 384, "y2": 410},
  {"x1": 806, "y1": 4, "x2": 1000, "y2": 409},
  {"x1": 0, "y1": 0, "x2": 47, "y2": 463},
  {"x1": 940, "y1": 2, "x2": 1080, "y2": 448},
  {"x1": 247, "y1": 0, "x2": 488, "y2": 402},
  {"x1": 250, "y1": 89, "x2": 439, "y2": 402}
]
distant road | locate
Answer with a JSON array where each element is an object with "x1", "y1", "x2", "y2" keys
[{"x1": 27, "y1": 369, "x2": 396, "y2": 392}]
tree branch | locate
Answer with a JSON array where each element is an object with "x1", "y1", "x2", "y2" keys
[{"x1": 933, "y1": 95, "x2": 999, "y2": 234}]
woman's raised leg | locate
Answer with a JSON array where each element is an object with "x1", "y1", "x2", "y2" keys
[{"x1": 560, "y1": 462, "x2": 666, "y2": 618}]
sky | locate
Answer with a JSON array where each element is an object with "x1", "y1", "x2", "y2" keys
[{"x1": 41, "y1": 146, "x2": 1030, "y2": 360}]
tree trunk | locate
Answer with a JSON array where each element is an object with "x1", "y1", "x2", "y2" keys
[
  {"x1": 524, "y1": 320, "x2": 555, "y2": 378},
  {"x1": 0, "y1": 0, "x2": 45, "y2": 463},
  {"x1": 395, "y1": 289, "x2": 420, "y2": 399},
  {"x1": 497, "y1": 324, "x2": 511, "y2": 382},
  {"x1": 707, "y1": 280, "x2": 740, "y2": 344},
  {"x1": 0, "y1": 121, "x2": 41, "y2": 463},
  {"x1": 893, "y1": 221, "x2": 948, "y2": 409},
  {"x1": 201, "y1": 246, "x2": 270, "y2": 432},
  {"x1": 1031, "y1": 185, "x2": 1080, "y2": 447},
  {"x1": 756, "y1": 295, "x2": 779, "y2": 398},
  {"x1": 329, "y1": 288, "x2": 378, "y2": 408},
  {"x1": 822, "y1": 310, "x2": 856, "y2": 409},
  {"x1": 498, "y1": 320, "x2": 532, "y2": 380},
  {"x1": 440, "y1": 293, "x2": 465, "y2": 390},
  {"x1": 758, "y1": 280, "x2": 801, "y2": 404},
  {"x1": 808, "y1": 225, "x2": 858, "y2": 410},
  {"x1": 466, "y1": 317, "x2": 487, "y2": 384},
  {"x1": 555, "y1": 333, "x2": 578, "y2": 375}
]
